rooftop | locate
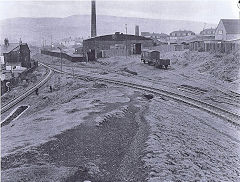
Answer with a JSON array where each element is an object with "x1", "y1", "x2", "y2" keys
[
  {"x1": 170, "y1": 30, "x2": 195, "y2": 34},
  {"x1": 221, "y1": 19, "x2": 240, "y2": 34},
  {"x1": 0, "y1": 43, "x2": 28, "y2": 55},
  {"x1": 84, "y1": 32, "x2": 152, "y2": 42},
  {"x1": 0, "y1": 43, "x2": 19, "y2": 55}
]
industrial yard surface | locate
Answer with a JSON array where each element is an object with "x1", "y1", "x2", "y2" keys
[{"x1": 2, "y1": 50, "x2": 240, "y2": 181}]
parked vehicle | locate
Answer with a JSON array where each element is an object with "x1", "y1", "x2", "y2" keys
[{"x1": 141, "y1": 49, "x2": 170, "y2": 69}]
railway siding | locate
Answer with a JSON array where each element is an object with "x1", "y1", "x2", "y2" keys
[{"x1": 40, "y1": 62, "x2": 240, "y2": 127}]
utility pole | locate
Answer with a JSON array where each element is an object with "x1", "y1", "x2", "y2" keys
[
  {"x1": 51, "y1": 35, "x2": 53, "y2": 49},
  {"x1": 57, "y1": 47, "x2": 63, "y2": 87},
  {"x1": 125, "y1": 24, "x2": 128, "y2": 58}
]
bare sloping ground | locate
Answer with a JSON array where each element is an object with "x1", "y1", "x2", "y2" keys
[
  {"x1": 1, "y1": 74, "x2": 150, "y2": 181},
  {"x1": 143, "y1": 98, "x2": 240, "y2": 181},
  {"x1": 189, "y1": 51, "x2": 240, "y2": 83}
]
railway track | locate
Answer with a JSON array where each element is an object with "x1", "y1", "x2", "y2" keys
[
  {"x1": 1, "y1": 64, "x2": 53, "y2": 115},
  {"x1": 42, "y1": 60, "x2": 240, "y2": 102},
  {"x1": 40, "y1": 62, "x2": 240, "y2": 127}
]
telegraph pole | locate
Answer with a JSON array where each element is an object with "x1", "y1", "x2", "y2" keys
[{"x1": 125, "y1": 24, "x2": 128, "y2": 58}]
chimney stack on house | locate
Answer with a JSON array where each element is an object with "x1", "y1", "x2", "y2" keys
[
  {"x1": 91, "y1": 0, "x2": 97, "y2": 38},
  {"x1": 19, "y1": 38, "x2": 22, "y2": 45},
  {"x1": 4, "y1": 38, "x2": 9, "y2": 46}
]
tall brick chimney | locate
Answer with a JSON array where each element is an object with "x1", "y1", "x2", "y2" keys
[
  {"x1": 135, "y1": 25, "x2": 139, "y2": 36},
  {"x1": 91, "y1": 0, "x2": 97, "y2": 37}
]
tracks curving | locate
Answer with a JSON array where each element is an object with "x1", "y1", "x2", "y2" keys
[{"x1": 40, "y1": 62, "x2": 240, "y2": 127}]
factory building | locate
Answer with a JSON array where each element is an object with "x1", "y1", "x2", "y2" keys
[{"x1": 83, "y1": 32, "x2": 154, "y2": 61}]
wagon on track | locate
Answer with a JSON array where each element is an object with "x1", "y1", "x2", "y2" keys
[{"x1": 141, "y1": 49, "x2": 170, "y2": 69}]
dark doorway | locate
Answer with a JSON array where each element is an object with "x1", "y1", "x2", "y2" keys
[
  {"x1": 97, "y1": 51, "x2": 102, "y2": 58},
  {"x1": 87, "y1": 49, "x2": 96, "y2": 61},
  {"x1": 134, "y1": 43, "x2": 141, "y2": 54}
]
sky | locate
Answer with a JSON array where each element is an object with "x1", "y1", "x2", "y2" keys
[{"x1": 0, "y1": 0, "x2": 239, "y2": 23}]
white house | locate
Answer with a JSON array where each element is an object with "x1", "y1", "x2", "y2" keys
[{"x1": 215, "y1": 19, "x2": 240, "y2": 41}]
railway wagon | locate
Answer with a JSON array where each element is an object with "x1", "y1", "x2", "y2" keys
[{"x1": 141, "y1": 49, "x2": 170, "y2": 69}]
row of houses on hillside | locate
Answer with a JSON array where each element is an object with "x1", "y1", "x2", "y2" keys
[
  {"x1": 141, "y1": 30, "x2": 197, "y2": 42},
  {"x1": 141, "y1": 19, "x2": 240, "y2": 43}
]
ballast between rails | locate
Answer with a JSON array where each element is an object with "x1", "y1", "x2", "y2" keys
[
  {"x1": 1, "y1": 65, "x2": 53, "y2": 114},
  {"x1": 40, "y1": 62, "x2": 240, "y2": 126}
]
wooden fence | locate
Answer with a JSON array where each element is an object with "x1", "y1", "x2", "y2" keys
[{"x1": 189, "y1": 41, "x2": 240, "y2": 53}]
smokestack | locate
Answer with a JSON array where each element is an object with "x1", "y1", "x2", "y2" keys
[
  {"x1": 135, "y1": 25, "x2": 139, "y2": 36},
  {"x1": 91, "y1": 0, "x2": 97, "y2": 37}
]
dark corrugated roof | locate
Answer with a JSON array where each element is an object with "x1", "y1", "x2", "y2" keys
[
  {"x1": 221, "y1": 19, "x2": 240, "y2": 34},
  {"x1": 84, "y1": 34, "x2": 152, "y2": 42}
]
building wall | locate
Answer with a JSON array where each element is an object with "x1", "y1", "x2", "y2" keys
[
  {"x1": 83, "y1": 39, "x2": 154, "y2": 56},
  {"x1": 215, "y1": 20, "x2": 227, "y2": 40},
  {"x1": 20, "y1": 45, "x2": 31, "y2": 68},
  {"x1": 102, "y1": 47, "x2": 127, "y2": 58}
]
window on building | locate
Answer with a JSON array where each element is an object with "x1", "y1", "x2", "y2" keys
[{"x1": 218, "y1": 30, "x2": 223, "y2": 34}]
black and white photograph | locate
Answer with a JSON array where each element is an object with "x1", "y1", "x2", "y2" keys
[{"x1": 1, "y1": 0, "x2": 240, "y2": 181}]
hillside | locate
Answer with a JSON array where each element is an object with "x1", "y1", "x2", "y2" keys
[{"x1": 0, "y1": 15, "x2": 216, "y2": 46}]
